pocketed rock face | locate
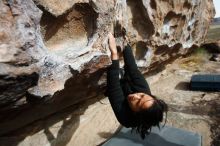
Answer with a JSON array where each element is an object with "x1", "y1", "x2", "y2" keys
[
  {"x1": 124, "y1": 0, "x2": 215, "y2": 68},
  {"x1": 0, "y1": 0, "x2": 215, "y2": 140},
  {"x1": 0, "y1": 0, "x2": 44, "y2": 106},
  {"x1": 0, "y1": 0, "x2": 111, "y2": 136}
]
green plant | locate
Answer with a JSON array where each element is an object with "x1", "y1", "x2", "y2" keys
[{"x1": 194, "y1": 47, "x2": 207, "y2": 54}]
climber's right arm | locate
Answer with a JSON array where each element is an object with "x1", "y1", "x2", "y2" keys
[
  {"x1": 107, "y1": 33, "x2": 124, "y2": 121},
  {"x1": 106, "y1": 33, "x2": 136, "y2": 127},
  {"x1": 107, "y1": 60, "x2": 125, "y2": 116}
]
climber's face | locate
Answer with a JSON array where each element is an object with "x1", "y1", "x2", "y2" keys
[{"x1": 127, "y1": 93, "x2": 154, "y2": 112}]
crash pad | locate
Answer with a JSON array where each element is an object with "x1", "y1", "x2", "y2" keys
[
  {"x1": 102, "y1": 126, "x2": 201, "y2": 146},
  {"x1": 190, "y1": 74, "x2": 220, "y2": 91}
]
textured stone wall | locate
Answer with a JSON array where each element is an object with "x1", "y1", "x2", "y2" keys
[{"x1": 0, "y1": 0, "x2": 215, "y2": 136}]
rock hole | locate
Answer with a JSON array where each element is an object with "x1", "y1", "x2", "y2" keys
[
  {"x1": 150, "y1": 0, "x2": 157, "y2": 10},
  {"x1": 127, "y1": 0, "x2": 155, "y2": 39},
  {"x1": 154, "y1": 43, "x2": 182, "y2": 57},
  {"x1": 154, "y1": 45, "x2": 169, "y2": 55},
  {"x1": 156, "y1": 32, "x2": 160, "y2": 37},
  {"x1": 40, "y1": 3, "x2": 98, "y2": 55},
  {"x1": 191, "y1": 13, "x2": 195, "y2": 19},
  {"x1": 171, "y1": 43, "x2": 182, "y2": 54},
  {"x1": 135, "y1": 41, "x2": 148, "y2": 60},
  {"x1": 187, "y1": 26, "x2": 191, "y2": 31},
  {"x1": 164, "y1": 11, "x2": 186, "y2": 25},
  {"x1": 171, "y1": 25, "x2": 178, "y2": 29},
  {"x1": 186, "y1": 35, "x2": 191, "y2": 41},
  {"x1": 183, "y1": 1, "x2": 191, "y2": 10}
]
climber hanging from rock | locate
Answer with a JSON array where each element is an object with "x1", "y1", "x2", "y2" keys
[{"x1": 105, "y1": 29, "x2": 168, "y2": 139}]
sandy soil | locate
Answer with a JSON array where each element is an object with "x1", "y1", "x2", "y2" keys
[{"x1": 149, "y1": 51, "x2": 220, "y2": 146}]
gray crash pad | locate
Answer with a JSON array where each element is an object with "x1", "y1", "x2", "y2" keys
[
  {"x1": 102, "y1": 126, "x2": 201, "y2": 146},
  {"x1": 190, "y1": 74, "x2": 220, "y2": 91}
]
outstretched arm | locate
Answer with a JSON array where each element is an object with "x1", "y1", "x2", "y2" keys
[
  {"x1": 123, "y1": 44, "x2": 151, "y2": 94},
  {"x1": 107, "y1": 33, "x2": 127, "y2": 124}
]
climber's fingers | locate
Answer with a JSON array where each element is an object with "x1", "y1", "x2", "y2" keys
[{"x1": 108, "y1": 33, "x2": 117, "y2": 55}]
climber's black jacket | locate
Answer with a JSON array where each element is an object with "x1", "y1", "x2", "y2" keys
[{"x1": 106, "y1": 45, "x2": 151, "y2": 127}]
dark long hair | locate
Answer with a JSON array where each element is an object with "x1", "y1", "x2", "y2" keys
[{"x1": 132, "y1": 95, "x2": 168, "y2": 139}]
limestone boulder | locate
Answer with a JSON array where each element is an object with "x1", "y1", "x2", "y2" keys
[{"x1": 0, "y1": 0, "x2": 215, "y2": 136}]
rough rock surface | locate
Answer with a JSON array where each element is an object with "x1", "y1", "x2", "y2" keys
[{"x1": 0, "y1": 0, "x2": 215, "y2": 137}]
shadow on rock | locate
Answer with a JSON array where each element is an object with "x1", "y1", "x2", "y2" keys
[
  {"x1": 175, "y1": 82, "x2": 190, "y2": 91},
  {"x1": 0, "y1": 91, "x2": 103, "y2": 146},
  {"x1": 43, "y1": 114, "x2": 79, "y2": 146}
]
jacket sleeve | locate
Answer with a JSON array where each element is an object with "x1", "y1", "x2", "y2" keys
[
  {"x1": 107, "y1": 60, "x2": 133, "y2": 126},
  {"x1": 123, "y1": 45, "x2": 151, "y2": 94},
  {"x1": 107, "y1": 59, "x2": 146, "y2": 127}
]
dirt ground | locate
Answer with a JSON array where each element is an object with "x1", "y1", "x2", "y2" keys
[
  {"x1": 206, "y1": 24, "x2": 220, "y2": 43},
  {"x1": 149, "y1": 50, "x2": 220, "y2": 146}
]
